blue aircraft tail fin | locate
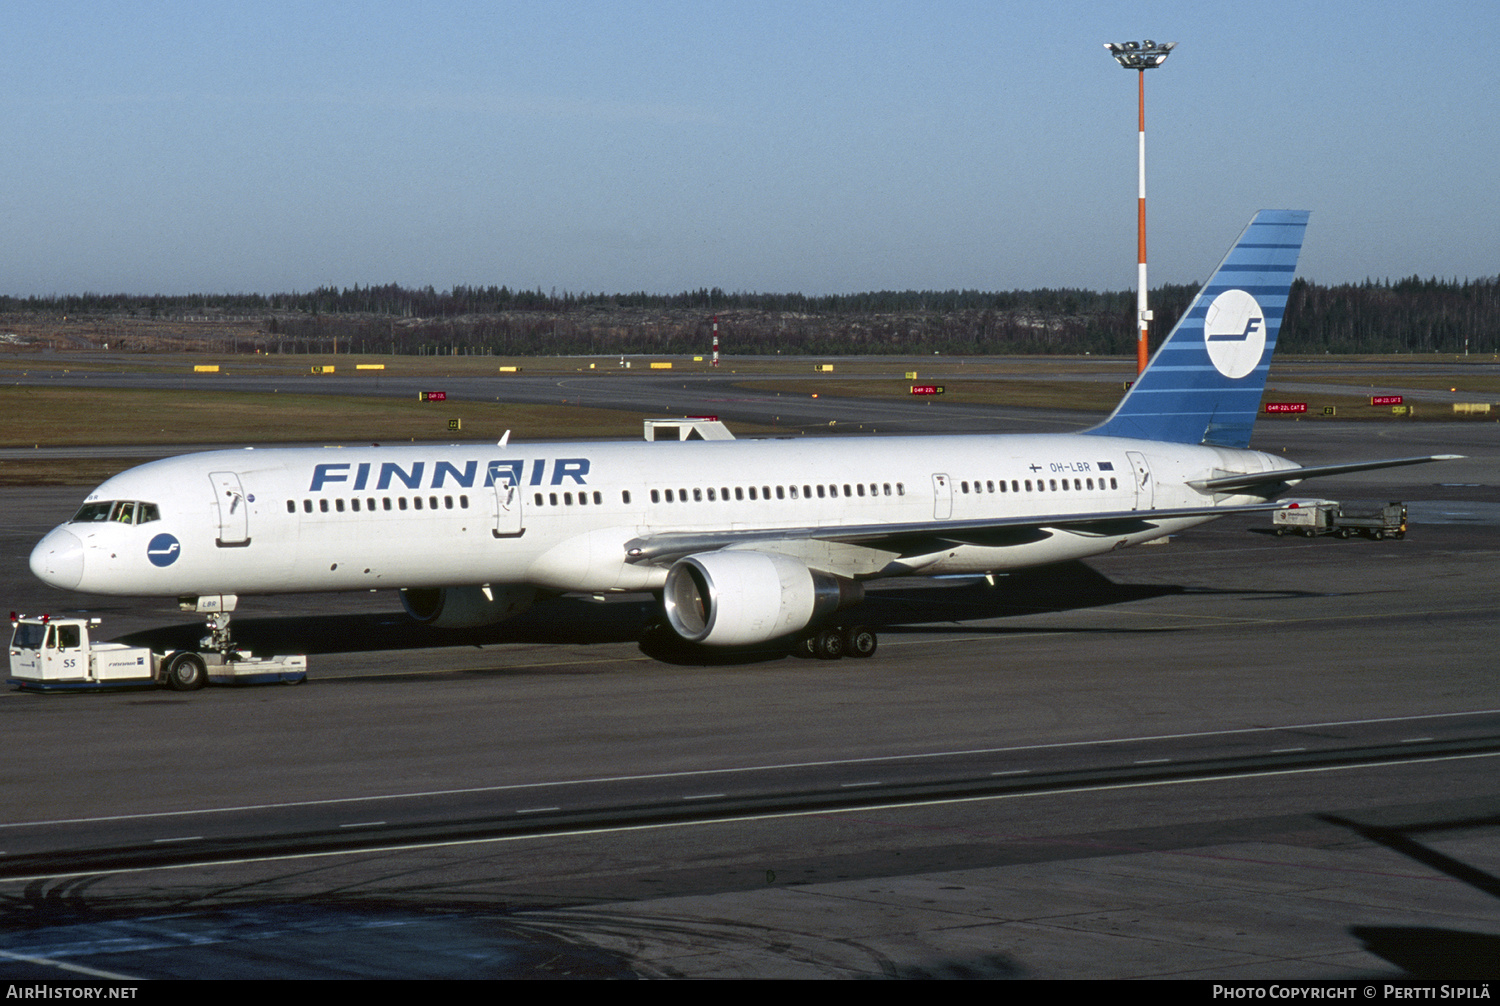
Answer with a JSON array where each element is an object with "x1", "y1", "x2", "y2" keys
[{"x1": 1089, "y1": 209, "x2": 1309, "y2": 448}]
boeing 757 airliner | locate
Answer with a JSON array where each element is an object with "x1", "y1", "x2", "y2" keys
[{"x1": 28, "y1": 211, "x2": 1456, "y2": 673}]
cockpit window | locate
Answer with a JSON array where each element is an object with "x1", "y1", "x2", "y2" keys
[
  {"x1": 70, "y1": 501, "x2": 160, "y2": 525},
  {"x1": 73, "y1": 502, "x2": 113, "y2": 523}
]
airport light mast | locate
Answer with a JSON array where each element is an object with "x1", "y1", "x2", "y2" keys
[{"x1": 1104, "y1": 39, "x2": 1175, "y2": 375}]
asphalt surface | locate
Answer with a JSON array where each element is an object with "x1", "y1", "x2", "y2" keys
[{"x1": 0, "y1": 363, "x2": 1497, "y2": 979}]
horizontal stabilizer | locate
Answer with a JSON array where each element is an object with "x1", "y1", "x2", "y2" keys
[{"x1": 1192, "y1": 455, "x2": 1463, "y2": 493}]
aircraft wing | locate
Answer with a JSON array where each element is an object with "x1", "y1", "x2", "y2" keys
[
  {"x1": 622, "y1": 501, "x2": 1290, "y2": 566},
  {"x1": 1191, "y1": 454, "x2": 1462, "y2": 493}
]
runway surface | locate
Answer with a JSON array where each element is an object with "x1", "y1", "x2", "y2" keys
[{"x1": 0, "y1": 367, "x2": 1497, "y2": 979}]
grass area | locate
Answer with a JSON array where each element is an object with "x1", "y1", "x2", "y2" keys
[
  {"x1": 736, "y1": 378, "x2": 1131, "y2": 411},
  {"x1": 0, "y1": 456, "x2": 156, "y2": 488},
  {"x1": 1295, "y1": 374, "x2": 1500, "y2": 396},
  {"x1": 0, "y1": 386, "x2": 672, "y2": 447},
  {"x1": 741, "y1": 376, "x2": 1498, "y2": 420},
  {"x1": 0, "y1": 349, "x2": 1142, "y2": 378},
  {"x1": 0, "y1": 386, "x2": 779, "y2": 486}
]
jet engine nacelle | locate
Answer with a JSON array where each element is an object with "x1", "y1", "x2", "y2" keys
[
  {"x1": 400, "y1": 585, "x2": 536, "y2": 628},
  {"x1": 663, "y1": 551, "x2": 863, "y2": 646}
]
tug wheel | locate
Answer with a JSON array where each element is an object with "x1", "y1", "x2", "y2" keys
[{"x1": 164, "y1": 652, "x2": 207, "y2": 692}]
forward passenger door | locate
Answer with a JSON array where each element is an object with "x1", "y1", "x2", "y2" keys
[
  {"x1": 493, "y1": 474, "x2": 524, "y2": 538},
  {"x1": 209, "y1": 472, "x2": 251, "y2": 547}
]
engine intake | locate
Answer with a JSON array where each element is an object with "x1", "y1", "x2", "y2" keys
[{"x1": 663, "y1": 551, "x2": 862, "y2": 646}]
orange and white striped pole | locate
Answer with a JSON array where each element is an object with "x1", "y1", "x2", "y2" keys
[
  {"x1": 1104, "y1": 41, "x2": 1174, "y2": 375},
  {"x1": 1136, "y1": 68, "x2": 1150, "y2": 375}
]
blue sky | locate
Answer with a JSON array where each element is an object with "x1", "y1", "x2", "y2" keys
[{"x1": 2, "y1": 1, "x2": 1496, "y2": 296}]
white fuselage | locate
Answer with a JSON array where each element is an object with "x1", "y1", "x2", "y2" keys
[{"x1": 31, "y1": 432, "x2": 1295, "y2": 599}]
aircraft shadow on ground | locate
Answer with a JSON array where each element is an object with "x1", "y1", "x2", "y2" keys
[
  {"x1": 1323, "y1": 811, "x2": 1500, "y2": 980},
  {"x1": 112, "y1": 560, "x2": 1307, "y2": 667}
]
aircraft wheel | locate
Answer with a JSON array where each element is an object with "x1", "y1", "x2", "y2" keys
[
  {"x1": 164, "y1": 652, "x2": 208, "y2": 692},
  {"x1": 792, "y1": 634, "x2": 818, "y2": 659},
  {"x1": 842, "y1": 625, "x2": 878, "y2": 658},
  {"x1": 813, "y1": 629, "x2": 845, "y2": 660}
]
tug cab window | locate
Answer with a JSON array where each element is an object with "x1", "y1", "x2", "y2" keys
[{"x1": 11, "y1": 622, "x2": 45, "y2": 650}]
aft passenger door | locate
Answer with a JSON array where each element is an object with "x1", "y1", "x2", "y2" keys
[
  {"x1": 209, "y1": 472, "x2": 251, "y2": 547},
  {"x1": 1125, "y1": 452, "x2": 1154, "y2": 510},
  {"x1": 492, "y1": 474, "x2": 524, "y2": 538}
]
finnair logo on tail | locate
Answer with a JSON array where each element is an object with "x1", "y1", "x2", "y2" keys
[
  {"x1": 147, "y1": 533, "x2": 181, "y2": 567},
  {"x1": 1203, "y1": 289, "x2": 1267, "y2": 379},
  {"x1": 1207, "y1": 316, "x2": 1263, "y2": 342}
]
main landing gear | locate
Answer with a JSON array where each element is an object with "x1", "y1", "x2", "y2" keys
[{"x1": 793, "y1": 625, "x2": 878, "y2": 660}]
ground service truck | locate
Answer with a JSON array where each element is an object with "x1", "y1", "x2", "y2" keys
[{"x1": 7, "y1": 613, "x2": 306, "y2": 692}]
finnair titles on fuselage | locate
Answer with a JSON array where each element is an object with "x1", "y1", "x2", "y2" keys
[{"x1": 29, "y1": 211, "x2": 1456, "y2": 654}]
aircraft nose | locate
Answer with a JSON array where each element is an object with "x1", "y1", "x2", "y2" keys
[{"x1": 30, "y1": 528, "x2": 85, "y2": 590}]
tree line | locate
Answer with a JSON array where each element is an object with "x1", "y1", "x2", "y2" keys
[{"x1": 3, "y1": 276, "x2": 1495, "y2": 356}]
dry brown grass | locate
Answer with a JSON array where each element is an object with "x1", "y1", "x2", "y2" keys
[
  {"x1": 0, "y1": 386, "x2": 786, "y2": 485},
  {"x1": 0, "y1": 386, "x2": 666, "y2": 447}
]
